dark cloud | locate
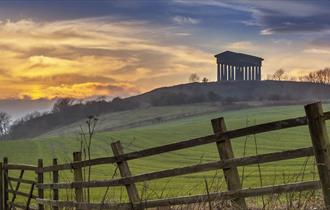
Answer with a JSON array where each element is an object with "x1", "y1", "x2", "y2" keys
[
  {"x1": 176, "y1": 0, "x2": 330, "y2": 34},
  {"x1": 242, "y1": 1, "x2": 330, "y2": 34},
  {"x1": 258, "y1": 13, "x2": 330, "y2": 34},
  {"x1": 21, "y1": 45, "x2": 177, "y2": 76}
]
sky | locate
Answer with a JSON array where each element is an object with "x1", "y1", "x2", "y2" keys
[{"x1": 0, "y1": 0, "x2": 330, "y2": 114}]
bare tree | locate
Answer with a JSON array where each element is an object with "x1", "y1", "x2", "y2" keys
[
  {"x1": 0, "y1": 111, "x2": 10, "y2": 136},
  {"x1": 189, "y1": 73, "x2": 200, "y2": 83},
  {"x1": 303, "y1": 68, "x2": 330, "y2": 84},
  {"x1": 272, "y1": 69, "x2": 285, "y2": 81},
  {"x1": 202, "y1": 77, "x2": 208, "y2": 83},
  {"x1": 79, "y1": 115, "x2": 98, "y2": 203},
  {"x1": 52, "y1": 98, "x2": 73, "y2": 113}
]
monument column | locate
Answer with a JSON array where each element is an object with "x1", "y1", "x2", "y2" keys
[
  {"x1": 228, "y1": 65, "x2": 231, "y2": 80},
  {"x1": 217, "y1": 63, "x2": 220, "y2": 81},
  {"x1": 250, "y1": 66, "x2": 253, "y2": 80},
  {"x1": 246, "y1": 66, "x2": 248, "y2": 80},
  {"x1": 220, "y1": 64, "x2": 224, "y2": 81},
  {"x1": 256, "y1": 66, "x2": 261, "y2": 80},
  {"x1": 223, "y1": 64, "x2": 227, "y2": 81},
  {"x1": 239, "y1": 66, "x2": 243, "y2": 80},
  {"x1": 231, "y1": 65, "x2": 236, "y2": 80},
  {"x1": 235, "y1": 65, "x2": 239, "y2": 80},
  {"x1": 255, "y1": 66, "x2": 258, "y2": 80},
  {"x1": 249, "y1": 66, "x2": 253, "y2": 80}
]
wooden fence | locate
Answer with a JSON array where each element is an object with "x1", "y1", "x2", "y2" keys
[{"x1": 1, "y1": 102, "x2": 330, "y2": 210}]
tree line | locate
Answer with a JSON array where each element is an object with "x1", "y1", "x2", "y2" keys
[
  {"x1": 270, "y1": 67, "x2": 330, "y2": 84},
  {"x1": 0, "y1": 97, "x2": 139, "y2": 140}
]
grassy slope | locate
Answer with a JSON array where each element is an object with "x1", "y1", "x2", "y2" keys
[
  {"x1": 40, "y1": 104, "x2": 222, "y2": 137},
  {"x1": 1, "y1": 104, "x2": 329, "y2": 202}
]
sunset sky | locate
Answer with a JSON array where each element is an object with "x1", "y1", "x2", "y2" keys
[{"x1": 0, "y1": 0, "x2": 330, "y2": 101}]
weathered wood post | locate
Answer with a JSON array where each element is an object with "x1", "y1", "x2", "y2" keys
[
  {"x1": 3, "y1": 158, "x2": 8, "y2": 210},
  {"x1": 211, "y1": 117, "x2": 247, "y2": 210},
  {"x1": 0, "y1": 162, "x2": 3, "y2": 210},
  {"x1": 26, "y1": 182, "x2": 35, "y2": 210},
  {"x1": 73, "y1": 152, "x2": 84, "y2": 210},
  {"x1": 111, "y1": 141, "x2": 142, "y2": 209},
  {"x1": 52, "y1": 158, "x2": 59, "y2": 210},
  {"x1": 305, "y1": 102, "x2": 330, "y2": 209},
  {"x1": 37, "y1": 159, "x2": 44, "y2": 210}
]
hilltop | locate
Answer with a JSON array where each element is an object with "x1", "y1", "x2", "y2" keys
[
  {"x1": 6, "y1": 80, "x2": 330, "y2": 139},
  {"x1": 127, "y1": 80, "x2": 330, "y2": 105}
]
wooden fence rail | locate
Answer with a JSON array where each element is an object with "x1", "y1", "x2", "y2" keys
[
  {"x1": 37, "y1": 147, "x2": 314, "y2": 190},
  {"x1": 1, "y1": 102, "x2": 330, "y2": 210},
  {"x1": 1, "y1": 157, "x2": 37, "y2": 210}
]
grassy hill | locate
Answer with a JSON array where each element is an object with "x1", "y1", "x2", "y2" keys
[
  {"x1": 7, "y1": 80, "x2": 330, "y2": 139},
  {"x1": 128, "y1": 80, "x2": 330, "y2": 105},
  {"x1": 2, "y1": 103, "x2": 329, "y2": 202},
  {"x1": 40, "y1": 103, "x2": 223, "y2": 137}
]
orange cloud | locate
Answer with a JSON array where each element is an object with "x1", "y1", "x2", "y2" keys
[
  {"x1": 18, "y1": 82, "x2": 140, "y2": 100},
  {"x1": 0, "y1": 18, "x2": 213, "y2": 99},
  {"x1": 0, "y1": 17, "x2": 329, "y2": 99}
]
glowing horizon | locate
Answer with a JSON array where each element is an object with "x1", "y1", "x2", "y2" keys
[{"x1": 0, "y1": 1, "x2": 330, "y2": 100}]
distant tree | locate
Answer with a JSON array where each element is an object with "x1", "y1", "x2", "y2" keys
[
  {"x1": 189, "y1": 73, "x2": 200, "y2": 83},
  {"x1": 289, "y1": 76, "x2": 297, "y2": 81},
  {"x1": 202, "y1": 77, "x2": 208, "y2": 83},
  {"x1": 52, "y1": 98, "x2": 73, "y2": 113},
  {"x1": 301, "y1": 68, "x2": 330, "y2": 84},
  {"x1": 112, "y1": 97, "x2": 122, "y2": 103},
  {"x1": 315, "y1": 67, "x2": 330, "y2": 84},
  {"x1": 0, "y1": 112, "x2": 10, "y2": 136},
  {"x1": 273, "y1": 69, "x2": 285, "y2": 81},
  {"x1": 96, "y1": 96, "x2": 107, "y2": 102}
]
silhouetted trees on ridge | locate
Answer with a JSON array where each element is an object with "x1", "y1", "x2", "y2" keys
[
  {"x1": 5, "y1": 97, "x2": 139, "y2": 140},
  {"x1": 270, "y1": 67, "x2": 330, "y2": 84}
]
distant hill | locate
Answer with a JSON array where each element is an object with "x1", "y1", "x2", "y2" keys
[
  {"x1": 5, "y1": 80, "x2": 330, "y2": 140},
  {"x1": 127, "y1": 80, "x2": 330, "y2": 105}
]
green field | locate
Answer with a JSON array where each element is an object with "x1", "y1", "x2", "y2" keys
[{"x1": 1, "y1": 103, "x2": 329, "y2": 204}]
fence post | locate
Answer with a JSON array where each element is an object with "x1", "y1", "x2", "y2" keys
[
  {"x1": 52, "y1": 158, "x2": 59, "y2": 210},
  {"x1": 73, "y1": 152, "x2": 84, "y2": 210},
  {"x1": 305, "y1": 102, "x2": 330, "y2": 209},
  {"x1": 0, "y1": 162, "x2": 3, "y2": 210},
  {"x1": 211, "y1": 117, "x2": 247, "y2": 210},
  {"x1": 37, "y1": 159, "x2": 44, "y2": 210},
  {"x1": 111, "y1": 141, "x2": 142, "y2": 209},
  {"x1": 3, "y1": 158, "x2": 8, "y2": 210}
]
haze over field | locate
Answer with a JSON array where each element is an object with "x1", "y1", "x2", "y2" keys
[{"x1": 0, "y1": 1, "x2": 330, "y2": 115}]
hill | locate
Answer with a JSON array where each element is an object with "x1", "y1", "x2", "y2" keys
[
  {"x1": 127, "y1": 80, "x2": 330, "y2": 105},
  {"x1": 40, "y1": 103, "x2": 222, "y2": 137},
  {"x1": 0, "y1": 104, "x2": 327, "y2": 200},
  {"x1": 6, "y1": 80, "x2": 330, "y2": 139}
]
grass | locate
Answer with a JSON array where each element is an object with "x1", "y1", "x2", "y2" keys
[
  {"x1": 41, "y1": 103, "x2": 222, "y2": 137},
  {"x1": 1, "y1": 103, "x2": 329, "y2": 206}
]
